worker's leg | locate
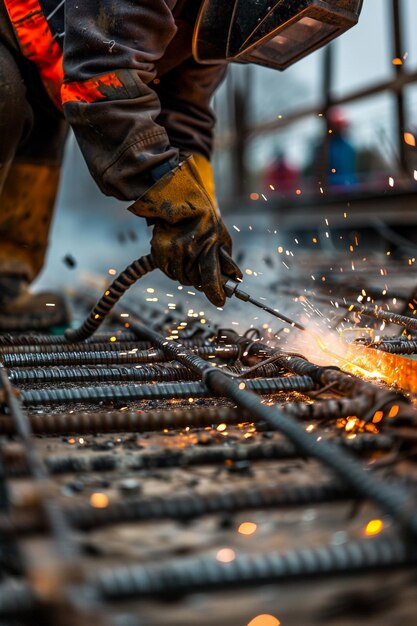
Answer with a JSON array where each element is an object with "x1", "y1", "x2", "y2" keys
[
  {"x1": 0, "y1": 105, "x2": 68, "y2": 281},
  {"x1": 0, "y1": 42, "x2": 34, "y2": 278},
  {"x1": 0, "y1": 36, "x2": 68, "y2": 283},
  {"x1": 0, "y1": 34, "x2": 69, "y2": 327}
]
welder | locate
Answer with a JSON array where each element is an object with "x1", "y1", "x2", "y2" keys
[{"x1": 0, "y1": 0, "x2": 363, "y2": 329}]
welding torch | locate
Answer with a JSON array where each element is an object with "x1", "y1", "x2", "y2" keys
[
  {"x1": 222, "y1": 278, "x2": 306, "y2": 331},
  {"x1": 65, "y1": 254, "x2": 306, "y2": 343}
]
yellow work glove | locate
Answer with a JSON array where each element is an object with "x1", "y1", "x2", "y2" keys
[{"x1": 129, "y1": 156, "x2": 242, "y2": 306}]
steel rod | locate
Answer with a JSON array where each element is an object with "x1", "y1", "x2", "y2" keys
[
  {"x1": 8, "y1": 362, "x2": 284, "y2": 386},
  {"x1": 125, "y1": 314, "x2": 417, "y2": 537},
  {"x1": 19, "y1": 375, "x2": 315, "y2": 406},
  {"x1": 2, "y1": 345, "x2": 240, "y2": 368}
]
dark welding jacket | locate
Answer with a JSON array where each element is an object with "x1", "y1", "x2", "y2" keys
[{"x1": 3, "y1": 0, "x2": 226, "y2": 200}]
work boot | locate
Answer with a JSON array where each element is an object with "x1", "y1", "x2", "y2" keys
[{"x1": 0, "y1": 274, "x2": 70, "y2": 331}]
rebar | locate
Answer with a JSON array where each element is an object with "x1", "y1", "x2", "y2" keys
[
  {"x1": 0, "y1": 341, "x2": 150, "y2": 355},
  {"x1": 0, "y1": 406, "x2": 244, "y2": 436},
  {"x1": 372, "y1": 340, "x2": 417, "y2": 354},
  {"x1": 8, "y1": 362, "x2": 284, "y2": 386},
  {"x1": 19, "y1": 375, "x2": 315, "y2": 406},
  {"x1": 94, "y1": 536, "x2": 417, "y2": 600},
  {"x1": 0, "y1": 331, "x2": 138, "y2": 347},
  {"x1": 7, "y1": 434, "x2": 390, "y2": 477},
  {"x1": 67, "y1": 479, "x2": 355, "y2": 529},
  {"x1": 1, "y1": 536, "x2": 415, "y2": 617},
  {"x1": 9, "y1": 364, "x2": 200, "y2": 385},
  {"x1": 0, "y1": 338, "x2": 207, "y2": 355},
  {"x1": 121, "y1": 316, "x2": 417, "y2": 536},
  {"x1": 2, "y1": 345, "x2": 240, "y2": 368},
  {"x1": 1, "y1": 479, "x2": 356, "y2": 534},
  {"x1": 0, "y1": 367, "x2": 77, "y2": 562},
  {"x1": 347, "y1": 302, "x2": 417, "y2": 331}
]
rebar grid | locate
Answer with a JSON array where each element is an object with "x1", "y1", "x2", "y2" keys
[{"x1": 1, "y1": 272, "x2": 417, "y2": 624}]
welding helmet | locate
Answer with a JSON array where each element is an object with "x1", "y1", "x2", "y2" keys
[{"x1": 193, "y1": 0, "x2": 363, "y2": 71}]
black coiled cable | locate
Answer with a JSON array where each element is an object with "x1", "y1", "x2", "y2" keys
[{"x1": 65, "y1": 255, "x2": 156, "y2": 342}]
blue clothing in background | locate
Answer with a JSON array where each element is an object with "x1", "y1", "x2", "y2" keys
[{"x1": 328, "y1": 135, "x2": 357, "y2": 187}]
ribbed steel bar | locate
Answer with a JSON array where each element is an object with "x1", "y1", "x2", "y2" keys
[
  {"x1": 345, "y1": 302, "x2": 417, "y2": 330},
  {"x1": 20, "y1": 376, "x2": 314, "y2": 406},
  {"x1": 8, "y1": 362, "x2": 284, "y2": 386},
  {"x1": 2, "y1": 390, "x2": 401, "y2": 436},
  {"x1": 94, "y1": 536, "x2": 417, "y2": 601},
  {"x1": 124, "y1": 315, "x2": 417, "y2": 537},
  {"x1": 0, "y1": 341, "x2": 149, "y2": 355},
  {"x1": 0, "y1": 368, "x2": 77, "y2": 563},
  {"x1": 0, "y1": 406, "x2": 245, "y2": 436},
  {"x1": 0, "y1": 331, "x2": 138, "y2": 347},
  {"x1": 10, "y1": 364, "x2": 200, "y2": 385},
  {"x1": 6, "y1": 435, "x2": 388, "y2": 477},
  {"x1": 1, "y1": 537, "x2": 415, "y2": 616},
  {"x1": 0, "y1": 338, "x2": 207, "y2": 355},
  {"x1": 2, "y1": 345, "x2": 240, "y2": 368},
  {"x1": 372, "y1": 340, "x2": 417, "y2": 354},
  {"x1": 67, "y1": 479, "x2": 355, "y2": 529},
  {"x1": 0, "y1": 479, "x2": 356, "y2": 535}
]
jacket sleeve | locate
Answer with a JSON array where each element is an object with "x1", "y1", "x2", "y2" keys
[
  {"x1": 62, "y1": 0, "x2": 181, "y2": 200},
  {"x1": 154, "y1": 56, "x2": 227, "y2": 161}
]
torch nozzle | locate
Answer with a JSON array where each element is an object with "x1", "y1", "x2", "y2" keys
[{"x1": 223, "y1": 279, "x2": 306, "y2": 332}]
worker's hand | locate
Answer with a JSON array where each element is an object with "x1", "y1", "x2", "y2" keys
[{"x1": 129, "y1": 157, "x2": 242, "y2": 306}]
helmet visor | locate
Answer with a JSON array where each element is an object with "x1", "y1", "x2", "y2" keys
[{"x1": 194, "y1": 1, "x2": 363, "y2": 70}]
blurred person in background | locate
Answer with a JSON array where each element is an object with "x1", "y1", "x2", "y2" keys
[
  {"x1": 0, "y1": 0, "x2": 363, "y2": 329},
  {"x1": 306, "y1": 107, "x2": 358, "y2": 190},
  {"x1": 263, "y1": 150, "x2": 299, "y2": 196}
]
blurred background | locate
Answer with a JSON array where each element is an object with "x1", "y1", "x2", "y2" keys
[{"x1": 36, "y1": 0, "x2": 417, "y2": 315}]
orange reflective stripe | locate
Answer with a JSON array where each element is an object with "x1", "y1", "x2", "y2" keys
[
  {"x1": 61, "y1": 73, "x2": 125, "y2": 105},
  {"x1": 4, "y1": 0, "x2": 64, "y2": 111}
]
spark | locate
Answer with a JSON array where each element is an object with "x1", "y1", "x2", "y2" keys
[
  {"x1": 388, "y1": 405, "x2": 399, "y2": 418},
  {"x1": 247, "y1": 615, "x2": 280, "y2": 626},
  {"x1": 238, "y1": 522, "x2": 257, "y2": 535},
  {"x1": 365, "y1": 519, "x2": 384, "y2": 536},
  {"x1": 216, "y1": 548, "x2": 236, "y2": 563},
  {"x1": 90, "y1": 493, "x2": 109, "y2": 508},
  {"x1": 404, "y1": 132, "x2": 416, "y2": 147}
]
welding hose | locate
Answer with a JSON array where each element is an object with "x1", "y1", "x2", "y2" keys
[
  {"x1": 63, "y1": 254, "x2": 247, "y2": 342},
  {"x1": 64, "y1": 255, "x2": 156, "y2": 342}
]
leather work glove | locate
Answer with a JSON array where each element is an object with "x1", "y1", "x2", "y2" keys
[{"x1": 129, "y1": 156, "x2": 242, "y2": 306}]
